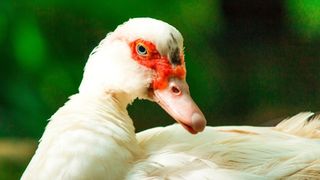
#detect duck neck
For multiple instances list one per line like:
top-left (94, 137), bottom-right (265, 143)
top-left (51, 91), bottom-right (141, 156)
top-left (33, 92), bottom-right (142, 179)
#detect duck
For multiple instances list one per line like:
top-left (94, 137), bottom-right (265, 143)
top-left (22, 18), bottom-right (320, 180)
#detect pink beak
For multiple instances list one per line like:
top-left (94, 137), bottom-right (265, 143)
top-left (153, 78), bottom-right (207, 134)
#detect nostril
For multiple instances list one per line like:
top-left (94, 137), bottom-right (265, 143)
top-left (171, 86), bottom-right (181, 95)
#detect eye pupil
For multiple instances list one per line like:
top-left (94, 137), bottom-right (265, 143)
top-left (137, 44), bottom-right (147, 55)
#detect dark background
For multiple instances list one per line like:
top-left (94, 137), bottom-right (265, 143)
top-left (1, 0), bottom-right (320, 178)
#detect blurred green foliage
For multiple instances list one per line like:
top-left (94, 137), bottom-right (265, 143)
top-left (13, 18), bottom-right (47, 71)
top-left (1, 0), bottom-right (320, 179)
top-left (287, 0), bottom-right (320, 39)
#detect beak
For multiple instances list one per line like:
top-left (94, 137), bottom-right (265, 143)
top-left (152, 78), bottom-right (207, 134)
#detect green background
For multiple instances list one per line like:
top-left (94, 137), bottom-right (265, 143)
top-left (1, 0), bottom-right (320, 178)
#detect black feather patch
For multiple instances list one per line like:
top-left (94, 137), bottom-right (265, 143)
top-left (170, 47), bottom-right (181, 65)
top-left (168, 33), bottom-right (181, 65)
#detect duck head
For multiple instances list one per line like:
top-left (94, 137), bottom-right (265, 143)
top-left (79, 18), bottom-right (206, 134)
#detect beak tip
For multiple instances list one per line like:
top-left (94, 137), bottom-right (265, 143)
top-left (191, 113), bottom-right (207, 132)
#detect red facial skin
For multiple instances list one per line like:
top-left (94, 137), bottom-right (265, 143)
top-left (129, 39), bottom-right (186, 90)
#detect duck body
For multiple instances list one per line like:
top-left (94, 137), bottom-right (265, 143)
top-left (22, 93), bottom-right (320, 179)
top-left (22, 18), bottom-right (320, 179)
top-left (132, 112), bottom-right (320, 179)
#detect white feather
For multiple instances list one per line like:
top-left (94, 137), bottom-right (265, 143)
top-left (22, 18), bottom-right (320, 179)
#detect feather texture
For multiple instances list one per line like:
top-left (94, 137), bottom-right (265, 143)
top-left (22, 18), bottom-right (320, 179)
top-left (131, 112), bottom-right (320, 179)
top-left (23, 95), bottom-right (320, 179)
top-left (22, 94), bottom-right (141, 180)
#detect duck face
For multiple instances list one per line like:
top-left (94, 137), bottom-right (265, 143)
top-left (129, 36), bottom-right (206, 134)
top-left (80, 18), bottom-right (207, 134)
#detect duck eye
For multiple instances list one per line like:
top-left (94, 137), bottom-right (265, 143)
top-left (136, 44), bottom-right (148, 56)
